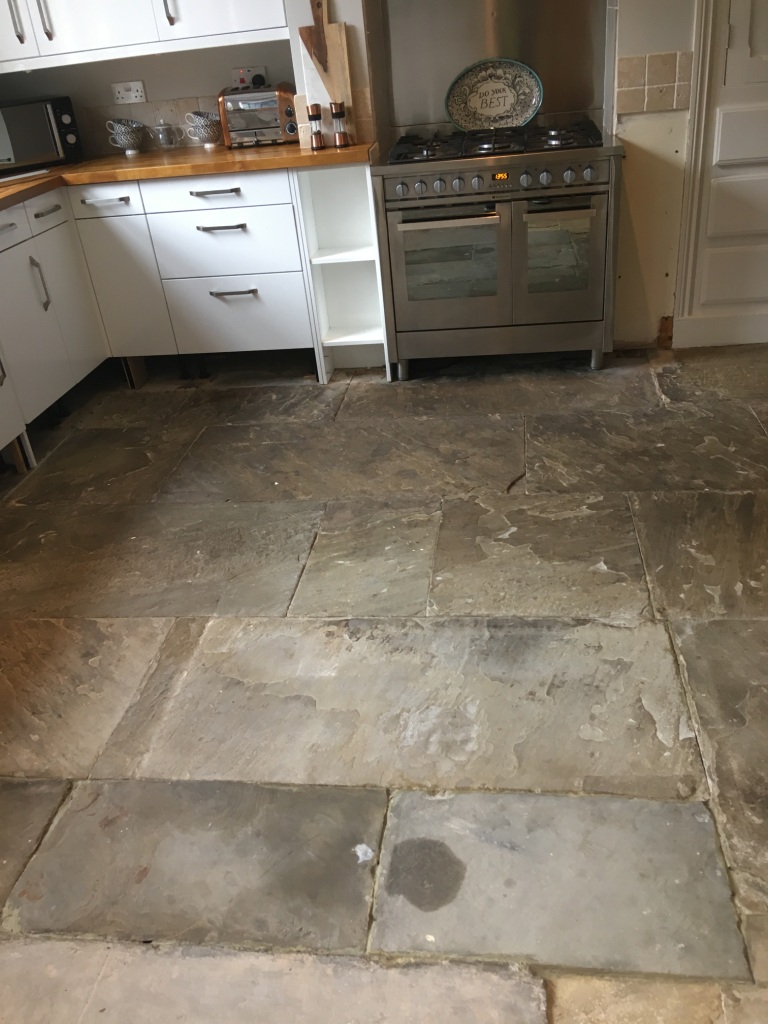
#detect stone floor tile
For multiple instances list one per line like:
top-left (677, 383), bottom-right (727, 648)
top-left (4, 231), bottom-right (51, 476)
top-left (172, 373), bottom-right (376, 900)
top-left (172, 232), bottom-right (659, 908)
top-left (0, 780), bottom-right (68, 904)
top-left (76, 946), bottom-right (547, 1023)
top-left (749, 401), bottom-right (768, 437)
top-left (652, 346), bottom-right (768, 403)
top-left (92, 618), bottom-right (704, 799)
top-left (428, 494), bottom-right (650, 622)
top-left (156, 417), bottom-right (524, 503)
top-left (3, 780), bottom-right (386, 951)
top-left (672, 620), bottom-right (768, 912)
top-left (548, 975), bottom-right (723, 1024)
top-left (632, 493), bottom-right (768, 619)
top-left (0, 502), bottom-right (323, 618)
top-left (6, 428), bottom-right (198, 507)
top-left (0, 618), bottom-right (172, 778)
top-left (370, 792), bottom-right (749, 978)
top-left (526, 406), bottom-right (768, 493)
top-left (289, 499), bottom-right (441, 617)
top-left (0, 940), bottom-right (109, 1024)
top-left (722, 987), bottom-right (768, 1023)
top-left (743, 916), bottom-right (768, 983)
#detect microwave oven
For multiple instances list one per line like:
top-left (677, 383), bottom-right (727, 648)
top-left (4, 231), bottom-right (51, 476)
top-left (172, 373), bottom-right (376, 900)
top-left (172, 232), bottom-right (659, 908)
top-left (0, 97), bottom-right (82, 178)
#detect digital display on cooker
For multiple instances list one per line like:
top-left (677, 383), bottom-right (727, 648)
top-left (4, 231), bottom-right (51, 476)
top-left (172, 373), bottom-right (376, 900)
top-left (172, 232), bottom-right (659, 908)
top-left (492, 172), bottom-right (509, 181)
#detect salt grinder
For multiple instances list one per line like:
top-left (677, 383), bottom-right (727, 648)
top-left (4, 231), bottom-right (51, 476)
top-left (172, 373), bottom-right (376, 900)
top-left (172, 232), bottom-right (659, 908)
top-left (308, 103), bottom-right (325, 151)
top-left (330, 101), bottom-right (350, 148)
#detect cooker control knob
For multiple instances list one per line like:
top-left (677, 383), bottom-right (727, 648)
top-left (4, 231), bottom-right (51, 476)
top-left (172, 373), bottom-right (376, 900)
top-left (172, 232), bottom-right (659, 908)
top-left (414, 180), bottom-right (428, 196)
top-left (520, 171), bottom-right (533, 188)
top-left (453, 176), bottom-right (466, 193)
top-left (471, 175), bottom-right (485, 191)
top-left (539, 169), bottom-right (553, 186)
top-left (395, 182), bottom-right (410, 198)
top-left (433, 178), bottom-right (447, 194)
top-left (583, 164), bottom-right (597, 182)
top-left (563, 167), bottom-right (577, 184)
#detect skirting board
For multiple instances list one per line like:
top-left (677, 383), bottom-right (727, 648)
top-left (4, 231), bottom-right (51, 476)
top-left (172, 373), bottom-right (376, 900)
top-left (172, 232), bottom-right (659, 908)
top-left (674, 314), bottom-right (768, 348)
top-left (327, 343), bottom-right (385, 369)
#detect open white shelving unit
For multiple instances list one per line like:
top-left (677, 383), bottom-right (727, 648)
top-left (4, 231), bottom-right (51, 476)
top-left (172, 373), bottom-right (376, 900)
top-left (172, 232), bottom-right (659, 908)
top-left (295, 165), bottom-right (390, 383)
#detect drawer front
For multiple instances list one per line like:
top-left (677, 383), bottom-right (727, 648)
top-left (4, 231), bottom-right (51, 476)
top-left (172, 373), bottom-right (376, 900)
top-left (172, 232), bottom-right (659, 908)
top-left (0, 205), bottom-right (31, 252)
top-left (25, 188), bottom-right (70, 235)
top-left (148, 206), bottom-right (301, 279)
top-left (69, 183), bottom-right (144, 218)
top-left (163, 273), bottom-right (313, 354)
top-left (140, 171), bottom-right (291, 213)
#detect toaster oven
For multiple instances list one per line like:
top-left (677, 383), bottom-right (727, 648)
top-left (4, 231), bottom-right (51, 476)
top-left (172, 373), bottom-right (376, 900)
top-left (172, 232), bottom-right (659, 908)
top-left (218, 84), bottom-right (299, 147)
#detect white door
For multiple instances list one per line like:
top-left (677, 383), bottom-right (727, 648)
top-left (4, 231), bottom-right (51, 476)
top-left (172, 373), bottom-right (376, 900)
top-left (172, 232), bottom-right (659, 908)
top-left (36, 221), bottom-right (108, 385)
top-left (0, 0), bottom-right (39, 61)
top-left (28, 0), bottom-right (159, 56)
top-left (152, 0), bottom-right (285, 40)
top-left (0, 339), bottom-right (25, 451)
top-left (0, 237), bottom-right (71, 422)
top-left (677, 0), bottom-right (768, 346)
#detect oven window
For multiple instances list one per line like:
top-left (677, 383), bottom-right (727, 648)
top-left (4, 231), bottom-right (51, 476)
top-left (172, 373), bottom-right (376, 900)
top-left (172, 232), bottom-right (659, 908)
top-left (401, 219), bottom-right (499, 302)
top-left (524, 207), bottom-right (593, 294)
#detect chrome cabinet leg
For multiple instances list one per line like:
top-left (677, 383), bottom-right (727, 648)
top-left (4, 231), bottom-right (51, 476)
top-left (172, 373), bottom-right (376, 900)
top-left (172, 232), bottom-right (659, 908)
top-left (591, 349), bottom-right (604, 371)
top-left (397, 359), bottom-right (410, 381)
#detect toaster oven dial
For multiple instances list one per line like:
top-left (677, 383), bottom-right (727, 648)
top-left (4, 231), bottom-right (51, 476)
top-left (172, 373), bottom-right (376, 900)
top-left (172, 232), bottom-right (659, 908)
top-left (520, 171), bottom-right (533, 188)
top-left (61, 113), bottom-right (72, 125)
top-left (452, 177), bottom-right (466, 193)
top-left (414, 180), bottom-right (428, 196)
top-left (471, 175), bottom-right (485, 191)
top-left (66, 134), bottom-right (77, 145)
top-left (395, 182), bottom-right (409, 198)
top-left (285, 106), bottom-right (295, 117)
top-left (285, 122), bottom-right (298, 135)
top-left (433, 178), bottom-right (447, 194)
top-left (539, 169), bottom-right (553, 186)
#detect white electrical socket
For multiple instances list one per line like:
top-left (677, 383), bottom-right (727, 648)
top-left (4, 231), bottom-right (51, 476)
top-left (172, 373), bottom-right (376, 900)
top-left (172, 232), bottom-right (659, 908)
top-left (111, 80), bottom-right (146, 105)
top-left (231, 66), bottom-right (267, 88)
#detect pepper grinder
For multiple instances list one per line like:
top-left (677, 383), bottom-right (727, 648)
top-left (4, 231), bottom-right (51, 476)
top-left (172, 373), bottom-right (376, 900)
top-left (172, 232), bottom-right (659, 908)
top-left (308, 103), bottom-right (325, 151)
top-left (330, 101), bottom-right (350, 148)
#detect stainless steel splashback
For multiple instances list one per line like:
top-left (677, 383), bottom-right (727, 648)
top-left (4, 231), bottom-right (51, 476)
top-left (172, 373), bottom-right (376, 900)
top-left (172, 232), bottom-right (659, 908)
top-left (385, 0), bottom-right (608, 130)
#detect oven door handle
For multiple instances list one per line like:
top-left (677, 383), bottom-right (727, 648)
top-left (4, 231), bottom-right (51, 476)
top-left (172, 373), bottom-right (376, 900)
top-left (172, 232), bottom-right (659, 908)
top-left (522, 208), bottom-right (597, 223)
top-left (397, 214), bottom-right (501, 232)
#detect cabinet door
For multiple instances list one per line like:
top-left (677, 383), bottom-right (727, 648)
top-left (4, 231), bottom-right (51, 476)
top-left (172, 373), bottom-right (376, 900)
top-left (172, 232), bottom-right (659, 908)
top-left (76, 216), bottom-right (177, 357)
top-left (0, 0), bottom-right (39, 61)
top-left (0, 340), bottom-right (25, 451)
top-left (28, 0), bottom-right (160, 56)
top-left (152, 0), bottom-right (285, 40)
top-left (0, 238), bottom-right (71, 423)
top-left (36, 220), bottom-right (108, 385)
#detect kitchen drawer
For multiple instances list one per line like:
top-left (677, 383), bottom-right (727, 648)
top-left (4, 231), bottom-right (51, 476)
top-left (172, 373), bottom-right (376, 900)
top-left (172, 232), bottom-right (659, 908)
top-left (69, 182), bottom-right (144, 218)
top-left (163, 273), bottom-right (313, 354)
top-left (148, 206), bottom-right (301, 279)
top-left (25, 188), bottom-right (70, 234)
top-left (0, 205), bottom-right (31, 252)
top-left (140, 171), bottom-right (291, 213)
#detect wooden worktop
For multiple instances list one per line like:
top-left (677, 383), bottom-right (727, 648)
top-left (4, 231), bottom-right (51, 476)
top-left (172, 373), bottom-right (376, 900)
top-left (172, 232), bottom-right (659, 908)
top-left (0, 142), bottom-right (377, 211)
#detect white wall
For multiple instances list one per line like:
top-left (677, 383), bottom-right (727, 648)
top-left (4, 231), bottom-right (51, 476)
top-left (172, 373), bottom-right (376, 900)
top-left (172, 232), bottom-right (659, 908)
top-left (618, 0), bottom-right (695, 55)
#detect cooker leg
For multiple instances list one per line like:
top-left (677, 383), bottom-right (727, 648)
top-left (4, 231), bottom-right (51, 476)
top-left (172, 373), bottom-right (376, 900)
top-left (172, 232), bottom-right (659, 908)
top-left (590, 348), bottom-right (604, 371)
top-left (397, 359), bottom-right (411, 381)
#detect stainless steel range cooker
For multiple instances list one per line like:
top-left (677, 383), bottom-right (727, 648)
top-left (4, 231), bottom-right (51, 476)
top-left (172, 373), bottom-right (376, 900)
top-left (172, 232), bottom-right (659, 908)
top-left (371, 118), bottom-right (623, 379)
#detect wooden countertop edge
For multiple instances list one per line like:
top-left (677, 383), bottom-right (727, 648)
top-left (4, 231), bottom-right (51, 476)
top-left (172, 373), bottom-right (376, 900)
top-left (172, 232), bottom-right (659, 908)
top-left (0, 142), bottom-right (377, 211)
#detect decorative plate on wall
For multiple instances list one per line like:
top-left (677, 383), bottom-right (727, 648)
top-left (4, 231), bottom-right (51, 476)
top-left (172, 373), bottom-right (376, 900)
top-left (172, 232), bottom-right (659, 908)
top-left (446, 59), bottom-right (543, 130)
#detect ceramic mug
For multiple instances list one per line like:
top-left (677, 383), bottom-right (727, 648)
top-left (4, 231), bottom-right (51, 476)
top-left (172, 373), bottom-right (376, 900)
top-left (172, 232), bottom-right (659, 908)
top-left (106, 118), bottom-right (145, 150)
top-left (184, 111), bottom-right (222, 148)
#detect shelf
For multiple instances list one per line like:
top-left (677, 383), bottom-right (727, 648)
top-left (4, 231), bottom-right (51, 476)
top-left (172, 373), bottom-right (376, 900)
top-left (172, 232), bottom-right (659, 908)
top-left (310, 246), bottom-right (377, 265)
top-left (321, 326), bottom-right (385, 347)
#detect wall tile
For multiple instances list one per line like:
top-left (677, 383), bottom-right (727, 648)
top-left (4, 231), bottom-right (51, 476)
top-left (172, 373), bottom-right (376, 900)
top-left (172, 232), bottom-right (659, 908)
top-left (647, 51), bottom-right (678, 86)
top-left (617, 55), bottom-right (646, 88)
top-left (675, 81), bottom-right (692, 110)
top-left (616, 87), bottom-right (646, 115)
top-left (677, 50), bottom-right (694, 84)
top-left (645, 84), bottom-right (676, 112)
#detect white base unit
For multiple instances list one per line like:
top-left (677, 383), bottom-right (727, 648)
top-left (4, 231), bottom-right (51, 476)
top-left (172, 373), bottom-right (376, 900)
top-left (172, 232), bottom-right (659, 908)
top-left (163, 273), bottom-right (313, 354)
top-left (0, 342), bottom-right (25, 451)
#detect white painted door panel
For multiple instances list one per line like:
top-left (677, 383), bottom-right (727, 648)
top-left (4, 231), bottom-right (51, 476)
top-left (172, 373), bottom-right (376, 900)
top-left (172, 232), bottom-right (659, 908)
top-left (0, 0), bottom-right (39, 61)
top-left (708, 174), bottom-right (768, 236)
top-left (140, 171), bottom-right (290, 212)
top-left (0, 339), bottom-right (25, 451)
top-left (28, 0), bottom-right (160, 56)
top-left (163, 273), bottom-right (312, 353)
top-left (152, 0), bottom-right (285, 41)
top-left (148, 206), bottom-right (301, 279)
top-left (726, 0), bottom-right (768, 85)
top-left (76, 216), bottom-right (177, 357)
top-left (701, 246), bottom-right (768, 303)
top-left (715, 105), bottom-right (768, 165)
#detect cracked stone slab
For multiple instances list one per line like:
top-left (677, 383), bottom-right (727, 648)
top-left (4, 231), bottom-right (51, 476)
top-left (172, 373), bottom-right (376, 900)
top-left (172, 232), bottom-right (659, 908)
top-left (632, 492), bottom-right (768, 619)
top-left (672, 620), bottom-right (768, 912)
top-left (652, 346), bottom-right (768, 403)
top-left (743, 916), bottom-right (768, 982)
top-left (3, 780), bottom-right (386, 951)
top-left (0, 940), bottom-right (109, 1024)
top-left (722, 987), bottom-right (768, 1023)
top-left (289, 499), bottom-right (441, 617)
top-left (549, 975), bottom-right (724, 1024)
top-left (0, 780), bottom-right (68, 904)
top-left (156, 417), bottom-right (525, 503)
top-left (0, 618), bottom-right (172, 778)
top-left (428, 494), bottom-right (650, 622)
top-left (526, 406), bottom-right (768, 493)
top-left (0, 502), bottom-right (323, 618)
top-left (370, 791), bottom-right (750, 978)
top-left (93, 618), bottom-right (704, 800)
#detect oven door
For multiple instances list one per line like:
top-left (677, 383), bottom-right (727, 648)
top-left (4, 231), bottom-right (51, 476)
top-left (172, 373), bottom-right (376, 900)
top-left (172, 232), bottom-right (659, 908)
top-left (512, 192), bottom-right (608, 325)
top-left (387, 202), bottom-right (513, 332)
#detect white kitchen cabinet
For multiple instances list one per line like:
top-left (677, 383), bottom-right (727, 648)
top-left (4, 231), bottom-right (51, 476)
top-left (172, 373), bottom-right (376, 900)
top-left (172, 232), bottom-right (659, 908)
top-left (24, 187), bottom-right (69, 234)
top-left (0, 204), bottom-right (32, 252)
top-left (151, 0), bottom-right (285, 41)
top-left (0, 0), bottom-right (39, 61)
top-left (27, 0), bottom-right (160, 56)
top-left (69, 182), bottom-right (144, 218)
top-left (140, 171), bottom-right (290, 213)
top-left (0, 339), bottom-right (25, 453)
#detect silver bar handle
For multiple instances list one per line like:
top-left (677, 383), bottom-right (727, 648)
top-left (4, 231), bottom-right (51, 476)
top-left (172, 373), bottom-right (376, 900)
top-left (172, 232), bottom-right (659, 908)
top-left (209, 288), bottom-right (259, 298)
top-left (29, 256), bottom-right (52, 311)
top-left (0, 222), bottom-right (18, 233)
top-left (7, 0), bottom-right (24, 42)
top-left (0, 356), bottom-right (6, 387)
top-left (189, 187), bottom-right (242, 197)
top-left (397, 214), bottom-right (501, 232)
top-left (33, 203), bottom-right (62, 220)
top-left (34, 0), bottom-right (53, 39)
top-left (523, 208), bottom-right (597, 223)
top-left (196, 223), bottom-right (247, 233)
top-left (162, 0), bottom-right (175, 25)
top-left (80, 196), bottom-right (131, 206)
